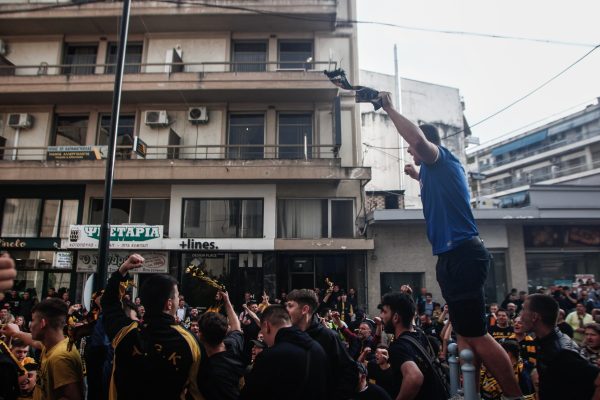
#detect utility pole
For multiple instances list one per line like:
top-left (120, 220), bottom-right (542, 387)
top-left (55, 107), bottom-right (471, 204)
top-left (394, 44), bottom-right (405, 191)
top-left (95, 0), bottom-right (131, 291)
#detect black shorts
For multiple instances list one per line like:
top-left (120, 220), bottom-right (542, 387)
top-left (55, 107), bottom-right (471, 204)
top-left (436, 237), bottom-right (490, 337)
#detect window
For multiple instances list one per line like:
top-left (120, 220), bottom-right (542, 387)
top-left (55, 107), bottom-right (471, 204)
top-left (105, 42), bottom-right (143, 74)
top-left (278, 113), bottom-right (312, 159)
top-left (1, 199), bottom-right (41, 237)
top-left (53, 115), bottom-right (88, 146)
top-left (1, 198), bottom-right (79, 238)
top-left (232, 42), bottom-right (267, 72)
top-left (90, 199), bottom-right (170, 232)
top-left (278, 41), bottom-right (313, 69)
top-left (228, 114), bottom-right (264, 160)
top-left (97, 114), bottom-right (135, 159)
top-left (182, 199), bottom-right (263, 238)
top-left (485, 251), bottom-right (508, 304)
top-left (277, 199), bottom-right (354, 239)
top-left (62, 44), bottom-right (98, 75)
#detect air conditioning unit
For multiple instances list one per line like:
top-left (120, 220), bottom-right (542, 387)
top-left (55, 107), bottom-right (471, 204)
top-left (144, 110), bottom-right (169, 127)
top-left (7, 113), bottom-right (33, 129)
top-left (188, 107), bottom-right (208, 124)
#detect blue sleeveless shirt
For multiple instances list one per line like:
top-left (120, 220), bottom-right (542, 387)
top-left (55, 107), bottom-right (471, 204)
top-left (419, 146), bottom-right (478, 255)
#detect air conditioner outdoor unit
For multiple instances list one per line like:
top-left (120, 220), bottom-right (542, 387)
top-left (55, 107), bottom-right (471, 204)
top-left (144, 110), bottom-right (169, 127)
top-left (188, 107), bottom-right (208, 124)
top-left (7, 113), bottom-right (33, 129)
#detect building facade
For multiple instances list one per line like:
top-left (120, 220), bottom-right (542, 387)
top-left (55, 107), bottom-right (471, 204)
top-left (366, 185), bottom-right (600, 316)
top-left (467, 99), bottom-right (600, 208)
top-left (0, 0), bottom-right (372, 309)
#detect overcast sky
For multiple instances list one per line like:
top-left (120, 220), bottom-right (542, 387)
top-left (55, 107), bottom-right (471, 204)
top-left (357, 0), bottom-right (600, 149)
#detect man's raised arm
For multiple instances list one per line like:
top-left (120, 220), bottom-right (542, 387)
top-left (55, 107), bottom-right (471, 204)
top-left (378, 92), bottom-right (439, 165)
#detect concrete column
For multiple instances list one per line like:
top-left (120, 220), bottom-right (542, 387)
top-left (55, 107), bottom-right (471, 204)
top-left (265, 108), bottom-right (277, 158)
top-left (507, 224), bottom-right (528, 293)
top-left (95, 39), bottom-right (108, 75)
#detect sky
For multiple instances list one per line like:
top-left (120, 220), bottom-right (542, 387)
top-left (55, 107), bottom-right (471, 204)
top-left (356, 0), bottom-right (600, 150)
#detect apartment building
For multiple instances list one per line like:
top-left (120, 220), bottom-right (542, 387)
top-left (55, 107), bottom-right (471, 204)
top-left (0, 0), bottom-right (372, 309)
top-left (467, 99), bottom-right (600, 208)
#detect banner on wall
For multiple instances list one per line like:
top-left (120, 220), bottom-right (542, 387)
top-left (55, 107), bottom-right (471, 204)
top-left (76, 251), bottom-right (169, 274)
top-left (65, 225), bottom-right (163, 249)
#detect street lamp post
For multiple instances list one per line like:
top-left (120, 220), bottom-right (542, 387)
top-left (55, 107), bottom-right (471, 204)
top-left (94, 0), bottom-right (132, 292)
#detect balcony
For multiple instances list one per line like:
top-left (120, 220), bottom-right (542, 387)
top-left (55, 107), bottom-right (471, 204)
top-left (478, 158), bottom-right (600, 197)
top-left (0, 61), bottom-right (338, 105)
top-left (0, 143), bottom-right (371, 183)
top-left (0, 1), bottom-right (339, 35)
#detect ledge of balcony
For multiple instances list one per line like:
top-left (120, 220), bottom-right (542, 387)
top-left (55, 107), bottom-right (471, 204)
top-left (0, 69), bottom-right (338, 105)
top-left (0, 158), bottom-right (371, 184)
top-left (0, 1), bottom-right (338, 35)
top-left (274, 238), bottom-right (374, 251)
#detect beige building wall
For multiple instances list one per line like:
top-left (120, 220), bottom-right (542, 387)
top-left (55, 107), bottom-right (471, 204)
top-left (144, 35), bottom-right (229, 73)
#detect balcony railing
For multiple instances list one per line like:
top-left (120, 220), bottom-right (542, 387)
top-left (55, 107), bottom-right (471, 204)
top-left (0, 60), bottom-right (336, 77)
top-left (480, 129), bottom-right (600, 171)
top-left (0, 143), bottom-right (339, 162)
top-left (478, 159), bottom-right (600, 196)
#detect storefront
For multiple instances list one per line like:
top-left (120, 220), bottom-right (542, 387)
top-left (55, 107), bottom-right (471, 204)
top-left (0, 185), bottom-right (85, 301)
top-left (525, 225), bottom-right (600, 290)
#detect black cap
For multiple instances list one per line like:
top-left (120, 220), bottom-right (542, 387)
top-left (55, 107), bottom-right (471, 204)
top-left (250, 339), bottom-right (266, 349)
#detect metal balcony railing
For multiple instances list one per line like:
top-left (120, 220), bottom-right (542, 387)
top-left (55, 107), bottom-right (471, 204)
top-left (0, 60), bottom-right (336, 77)
top-left (479, 129), bottom-right (600, 171)
top-left (478, 159), bottom-right (600, 195)
top-left (0, 143), bottom-right (339, 162)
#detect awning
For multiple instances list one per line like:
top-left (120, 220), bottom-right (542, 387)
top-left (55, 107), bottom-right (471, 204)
top-left (491, 130), bottom-right (547, 157)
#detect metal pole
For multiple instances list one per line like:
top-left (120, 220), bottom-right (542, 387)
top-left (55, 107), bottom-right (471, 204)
top-left (394, 44), bottom-right (405, 191)
top-left (448, 342), bottom-right (460, 396)
top-left (460, 348), bottom-right (478, 400)
top-left (95, 0), bottom-right (131, 292)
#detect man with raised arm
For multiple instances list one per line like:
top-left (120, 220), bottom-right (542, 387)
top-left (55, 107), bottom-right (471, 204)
top-left (101, 253), bottom-right (203, 400)
top-left (377, 92), bottom-right (522, 398)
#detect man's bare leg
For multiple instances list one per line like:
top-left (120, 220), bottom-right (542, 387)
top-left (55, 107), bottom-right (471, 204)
top-left (458, 333), bottom-right (522, 397)
top-left (456, 335), bottom-right (481, 392)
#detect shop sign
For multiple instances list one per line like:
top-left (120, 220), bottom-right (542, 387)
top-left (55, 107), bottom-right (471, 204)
top-left (162, 238), bottom-right (274, 251)
top-left (524, 225), bottom-right (600, 248)
top-left (76, 251), bottom-right (169, 273)
top-left (0, 237), bottom-right (61, 250)
top-left (575, 274), bottom-right (595, 285)
top-left (65, 225), bottom-right (163, 249)
top-left (52, 252), bottom-right (73, 269)
top-left (47, 146), bottom-right (108, 160)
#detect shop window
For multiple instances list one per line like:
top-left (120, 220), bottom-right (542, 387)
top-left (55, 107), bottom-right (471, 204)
top-left (105, 42), bottom-right (143, 74)
top-left (96, 114), bottom-right (136, 159)
top-left (52, 115), bottom-right (88, 146)
top-left (232, 41), bottom-right (267, 72)
top-left (526, 252), bottom-right (600, 292)
top-left (278, 41), bottom-right (313, 69)
top-left (228, 114), bottom-right (264, 160)
top-left (278, 113), bottom-right (312, 159)
top-left (62, 44), bottom-right (98, 75)
top-left (1, 198), bottom-right (42, 237)
top-left (182, 199), bottom-right (263, 238)
top-left (90, 198), bottom-right (170, 232)
top-left (380, 272), bottom-right (424, 297)
top-left (40, 199), bottom-right (79, 237)
top-left (485, 252), bottom-right (509, 304)
top-left (277, 198), bottom-right (354, 239)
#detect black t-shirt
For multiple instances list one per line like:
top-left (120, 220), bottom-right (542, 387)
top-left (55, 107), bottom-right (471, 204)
top-left (198, 330), bottom-right (246, 400)
top-left (367, 361), bottom-right (398, 399)
top-left (354, 383), bottom-right (393, 400)
top-left (388, 331), bottom-right (444, 400)
top-left (539, 348), bottom-right (599, 400)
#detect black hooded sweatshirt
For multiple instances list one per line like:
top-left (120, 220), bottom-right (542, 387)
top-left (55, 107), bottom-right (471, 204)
top-left (240, 325), bottom-right (328, 400)
top-left (306, 314), bottom-right (359, 399)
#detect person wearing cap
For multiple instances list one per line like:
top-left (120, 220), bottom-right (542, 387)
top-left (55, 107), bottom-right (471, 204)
top-left (245, 338), bottom-right (266, 376)
top-left (196, 291), bottom-right (246, 400)
top-left (332, 311), bottom-right (378, 361)
top-left (354, 361), bottom-right (392, 400)
top-left (377, 92), bottom-right (522, 399)
top-left (581, 323), bottom-right (600, 367)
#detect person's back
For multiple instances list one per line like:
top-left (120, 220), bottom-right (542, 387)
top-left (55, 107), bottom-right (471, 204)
top-left (240, 305), bottom-right (328, 400)
top-left (243, 325), bottom-right (327, 400)
top-left (102, 254), bottom-right (202, 400)
top-left (36, 337), bottom-right (83, 400)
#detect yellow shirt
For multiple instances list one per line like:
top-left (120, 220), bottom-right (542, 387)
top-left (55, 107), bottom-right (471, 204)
top-left (34, 338), bottom-right (84, 400)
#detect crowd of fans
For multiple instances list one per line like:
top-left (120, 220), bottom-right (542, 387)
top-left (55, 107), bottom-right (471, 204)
top-left (2, 254), bottom-right (600, 400)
